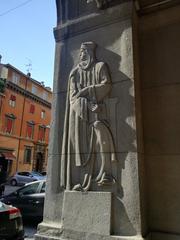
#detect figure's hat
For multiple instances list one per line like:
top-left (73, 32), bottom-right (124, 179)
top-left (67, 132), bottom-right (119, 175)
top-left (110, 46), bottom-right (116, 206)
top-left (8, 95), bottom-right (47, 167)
top-left (81, 42), bottom-right (96, 51)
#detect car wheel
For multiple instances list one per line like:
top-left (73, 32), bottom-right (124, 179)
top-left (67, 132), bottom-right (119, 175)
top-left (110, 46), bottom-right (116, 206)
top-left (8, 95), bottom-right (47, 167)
top-left (11, 179), bottom-right (17, 186)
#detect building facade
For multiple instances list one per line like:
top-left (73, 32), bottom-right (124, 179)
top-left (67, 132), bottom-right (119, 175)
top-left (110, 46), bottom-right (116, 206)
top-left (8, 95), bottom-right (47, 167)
top-left (0, 63), bottom-right (52, 177)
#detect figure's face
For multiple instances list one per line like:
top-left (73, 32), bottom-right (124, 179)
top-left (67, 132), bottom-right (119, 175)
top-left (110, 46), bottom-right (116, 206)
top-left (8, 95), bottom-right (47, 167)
top-left (80, 48), bottom-right (88, 61)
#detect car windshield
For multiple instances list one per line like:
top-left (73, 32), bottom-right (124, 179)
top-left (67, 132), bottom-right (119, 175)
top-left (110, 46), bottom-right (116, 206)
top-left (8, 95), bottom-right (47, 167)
top-left (18, 182), bottom-right (40, 195)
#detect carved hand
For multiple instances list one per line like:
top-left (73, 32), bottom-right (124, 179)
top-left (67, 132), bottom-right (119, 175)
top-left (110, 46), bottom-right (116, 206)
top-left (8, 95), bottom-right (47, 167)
top-left (88, 103), bottom-right (101, 113)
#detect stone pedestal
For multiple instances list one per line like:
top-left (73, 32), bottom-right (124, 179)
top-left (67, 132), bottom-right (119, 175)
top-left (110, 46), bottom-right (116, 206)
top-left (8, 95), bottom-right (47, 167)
top-left (35, 1), bottom-right (145, 240)
top-left (62, 191), bottom-right (111, 236)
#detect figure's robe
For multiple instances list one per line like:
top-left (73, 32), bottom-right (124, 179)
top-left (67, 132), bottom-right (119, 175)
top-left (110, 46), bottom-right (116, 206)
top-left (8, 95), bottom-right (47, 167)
top-left (61, 61), bottom-right (116, 190)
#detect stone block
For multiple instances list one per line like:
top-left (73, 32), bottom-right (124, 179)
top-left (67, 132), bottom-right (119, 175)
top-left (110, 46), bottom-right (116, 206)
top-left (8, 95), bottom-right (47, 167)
top-left (62, 191), bottom-right (112, 236)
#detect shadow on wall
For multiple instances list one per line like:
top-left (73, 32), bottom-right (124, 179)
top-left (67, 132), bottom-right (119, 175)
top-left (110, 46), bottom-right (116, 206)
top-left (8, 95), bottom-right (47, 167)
top-left (99, 47), bottom-right (136, 235)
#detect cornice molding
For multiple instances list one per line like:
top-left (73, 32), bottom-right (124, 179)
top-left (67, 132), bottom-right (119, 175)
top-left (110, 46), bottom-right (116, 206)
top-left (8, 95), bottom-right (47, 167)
top-left (54, 1), bottom-right (133, 42)
top-left (0, 132), bottom-right (48, 146)
top-left (6, 81), bottom-right (51, 109)
top-left (6, 64), bottom-right (52, 93)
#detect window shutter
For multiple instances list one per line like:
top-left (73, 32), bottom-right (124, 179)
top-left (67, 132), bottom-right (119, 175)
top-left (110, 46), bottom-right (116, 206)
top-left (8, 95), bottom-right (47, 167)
top-left (27, 124), bottom-right (32, 138)
top-left (38, 127), bottom-right (45, 141)
top-left (6, 118), bottom-right (13, 133)
top-left (38, 127), bottom-right (43, 141)
top-left (10, 95), bottom-right (16, 101)
top-left (30, 104), bottom-right (35, 113)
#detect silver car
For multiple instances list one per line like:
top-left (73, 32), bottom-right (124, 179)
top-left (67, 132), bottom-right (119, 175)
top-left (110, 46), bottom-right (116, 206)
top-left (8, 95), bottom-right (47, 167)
top-left (9, 171), bottom-right (45, 186)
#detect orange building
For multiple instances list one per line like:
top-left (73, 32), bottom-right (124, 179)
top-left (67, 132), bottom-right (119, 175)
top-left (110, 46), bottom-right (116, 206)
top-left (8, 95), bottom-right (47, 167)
top-left (0, 63), bottom-right (52, 176)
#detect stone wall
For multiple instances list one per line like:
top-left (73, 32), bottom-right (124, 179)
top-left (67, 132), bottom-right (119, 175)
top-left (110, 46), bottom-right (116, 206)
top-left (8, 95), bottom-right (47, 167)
top-left (139, 4), bottom-right (180, 237)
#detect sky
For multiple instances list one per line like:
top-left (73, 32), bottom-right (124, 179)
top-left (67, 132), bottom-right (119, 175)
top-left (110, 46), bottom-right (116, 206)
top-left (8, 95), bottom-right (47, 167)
top-left (0, 0), bottom-right (56, 89)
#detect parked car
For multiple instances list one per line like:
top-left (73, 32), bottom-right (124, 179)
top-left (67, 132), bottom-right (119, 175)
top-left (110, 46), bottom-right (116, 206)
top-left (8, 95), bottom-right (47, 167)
top-left (40, 171), bottom-right (47, 176)
top-left (1, 180), bottom-right (46, 220)
top-left (9, 171), bottom-right (45, 186)
top-left (0, 201), bottom-right (24, 240)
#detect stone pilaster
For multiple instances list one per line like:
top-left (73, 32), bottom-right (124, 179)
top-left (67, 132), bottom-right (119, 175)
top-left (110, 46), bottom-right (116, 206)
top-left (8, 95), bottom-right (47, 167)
top-left (35, 1), bottom-right (145, 239)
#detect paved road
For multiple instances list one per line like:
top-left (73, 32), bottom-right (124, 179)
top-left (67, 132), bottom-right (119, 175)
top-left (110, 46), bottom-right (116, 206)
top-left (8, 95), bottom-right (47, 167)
top-left (4, 184), bottom-right (19, 195)
top-left (24, 220), bottom-right (38, 240)
top-left (3, 184), bottom-right (38, 239)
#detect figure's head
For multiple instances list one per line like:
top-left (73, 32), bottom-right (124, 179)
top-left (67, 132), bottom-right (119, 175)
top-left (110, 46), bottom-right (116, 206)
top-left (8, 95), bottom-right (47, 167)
top-left (79, 42), bottom-right (96, 69)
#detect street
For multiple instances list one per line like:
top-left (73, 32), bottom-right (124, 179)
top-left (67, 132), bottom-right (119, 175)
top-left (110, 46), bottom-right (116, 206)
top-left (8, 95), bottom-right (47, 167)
top-left (4, 184), bottom-right (38, 240)
top-left (24, 220), bottom-right (37, 240)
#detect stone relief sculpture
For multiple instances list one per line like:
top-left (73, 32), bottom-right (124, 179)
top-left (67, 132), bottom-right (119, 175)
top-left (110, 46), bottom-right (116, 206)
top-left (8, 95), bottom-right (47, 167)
top-left (86, 0), bottom-right (113, 9)
top-left (61, 42), bottom-right (116, 191)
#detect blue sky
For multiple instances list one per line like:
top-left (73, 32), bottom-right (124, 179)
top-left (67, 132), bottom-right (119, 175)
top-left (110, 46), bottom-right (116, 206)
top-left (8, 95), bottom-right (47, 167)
top-left (0, 0), bottom-right (56, 89)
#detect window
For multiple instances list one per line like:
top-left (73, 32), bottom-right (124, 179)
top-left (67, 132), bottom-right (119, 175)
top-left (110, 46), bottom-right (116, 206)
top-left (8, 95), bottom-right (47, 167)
top-left (41, 110), bottom-right (45, 119)
top-left (0, 66), bottom-right (8, 79)
top-left (17, 172), bottom-right (31, 176)
top-left (42, 91), bottom-right (48, 101)
top-left (38, 126), bottom-right (46, 142)
top-left (9, 100), bottom-right (15, 107)
top-left (18, 182), bottom-right (40, 195)
top-left (9, 95), bottom-right (16, 107)
top-left (0, 78), bottom-right (6, 93)
top-left (24, 147), bottom-right (32, 164)
top-left (32, 85), bottom-right (38, 95)
top-left (5, 114), bottom-right (16, 134)
top-left (40, 182), bottom-right (46, 193)
top-left (29, 104), bottom-right (35, 114)
top-left (12, 72), bottom-right (20, 85)
top-left (26, 121), bottom-right (34, 139)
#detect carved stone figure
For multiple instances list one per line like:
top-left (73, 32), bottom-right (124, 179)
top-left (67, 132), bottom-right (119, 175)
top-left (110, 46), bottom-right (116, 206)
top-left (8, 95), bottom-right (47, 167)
top-left (86, 0), bottom-right (112, 9)
top-left (61, 42), bottom-right (116, 191)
